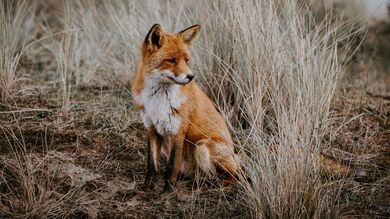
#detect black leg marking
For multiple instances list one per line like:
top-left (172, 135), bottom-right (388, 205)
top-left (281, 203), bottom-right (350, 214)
top-left (144, 138), bottom-right (156, 190)
top-left (163, 145), bottom-right (176, 192)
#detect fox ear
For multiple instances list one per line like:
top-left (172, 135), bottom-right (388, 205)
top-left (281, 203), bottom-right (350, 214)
top-left (144, 24), bottom-right (164, 51)
top-left (178, 24), bottom-right (201, 47)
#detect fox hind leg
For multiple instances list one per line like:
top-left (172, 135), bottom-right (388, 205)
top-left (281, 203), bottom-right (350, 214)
top-left (194, 139), bottom-right (239, 186)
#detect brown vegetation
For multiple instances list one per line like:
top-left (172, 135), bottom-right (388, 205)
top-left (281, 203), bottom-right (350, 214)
top-left (0, 0), bottom-right (389, 218)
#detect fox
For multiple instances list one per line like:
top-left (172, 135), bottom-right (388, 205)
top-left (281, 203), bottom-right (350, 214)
top-left (132, 24), bottom-right (240, 191)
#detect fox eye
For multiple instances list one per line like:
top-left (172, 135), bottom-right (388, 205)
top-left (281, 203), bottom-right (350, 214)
top-left (166, 58), bottom-right (176, 64)
top-left (185, 58), bottom-right (190, 64)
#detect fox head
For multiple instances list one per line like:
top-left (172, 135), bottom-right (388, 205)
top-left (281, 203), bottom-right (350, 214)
top-left (140, 24), bottom-right (201, 85)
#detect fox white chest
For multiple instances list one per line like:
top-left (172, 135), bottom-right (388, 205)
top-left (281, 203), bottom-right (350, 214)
top-left (136, 77), bottom-right (186, 136)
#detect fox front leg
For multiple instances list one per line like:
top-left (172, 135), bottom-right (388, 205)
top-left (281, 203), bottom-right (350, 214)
top-left (163, 136), bottom-right (184, 192)
top-left (144, 138), bottom-right (155, 189)
top-left (144, 130), bottom-right (162, 190)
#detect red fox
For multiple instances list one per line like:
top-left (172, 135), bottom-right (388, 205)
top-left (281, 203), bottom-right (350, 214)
top-left (132, 24), bottom-right (240, 191)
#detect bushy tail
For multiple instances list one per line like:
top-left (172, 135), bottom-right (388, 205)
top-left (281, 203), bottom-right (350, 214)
top-left (193, 143), bottom-right (215, 178)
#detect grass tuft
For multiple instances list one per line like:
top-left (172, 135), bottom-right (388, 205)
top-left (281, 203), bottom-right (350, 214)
top-left (0, 0), bottom-right (34, 102)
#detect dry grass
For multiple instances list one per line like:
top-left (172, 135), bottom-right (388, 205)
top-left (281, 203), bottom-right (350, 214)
top-left (0, 123), bottom-right (90, 218)
top-left (0, 0), bottom-right (34, 102)
top-left (0, 0), bottom-right (389, 218)
top-left (193, 1), bottom-right (358, 218)
top-left (41, 1), bottom-right (80, 115)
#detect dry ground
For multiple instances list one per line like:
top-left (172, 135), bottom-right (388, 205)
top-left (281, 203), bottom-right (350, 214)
top-left (0, 52), bottom-right (248, 218)
top-left (0, 88), bottom-right (248, 218)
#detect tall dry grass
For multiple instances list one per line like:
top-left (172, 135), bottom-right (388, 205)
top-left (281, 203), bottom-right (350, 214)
top-left (41, 1), bottom-right (81, 114)
top-left (46, 0), bottom-right (206, 89)
top-left (0, 0), bottom-right (34, 102)
top-left (1, 0), bottom-right (359, 217)
top-left (193, 1), bottom-right (357, 217)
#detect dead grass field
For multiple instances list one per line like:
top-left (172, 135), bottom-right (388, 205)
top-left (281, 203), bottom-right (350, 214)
top-left (0, 0), bottom-right (389, 218)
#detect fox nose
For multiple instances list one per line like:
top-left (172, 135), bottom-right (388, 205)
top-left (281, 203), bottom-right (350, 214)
top-left (186, 74), bottom-right (194, 82)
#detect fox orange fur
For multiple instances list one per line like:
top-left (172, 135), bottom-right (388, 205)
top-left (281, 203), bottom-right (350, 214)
top-left (132, 24), bottom-right (239, 191)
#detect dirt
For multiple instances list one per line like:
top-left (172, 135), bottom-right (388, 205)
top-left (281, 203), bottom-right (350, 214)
top-left (1, 71), bottom-right (388, 218)
top-left (327, 24), bottom-right (390, 217)
top-left (0, 88), bottom-right (248, 218)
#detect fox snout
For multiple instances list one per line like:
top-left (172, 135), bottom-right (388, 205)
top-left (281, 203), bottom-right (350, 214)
top-left (186, 74), bottom-right (194, 81)
top-left (167, 72), bottom-right (194, 85)
top-left (151, 69), bottom-right (194, 85)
